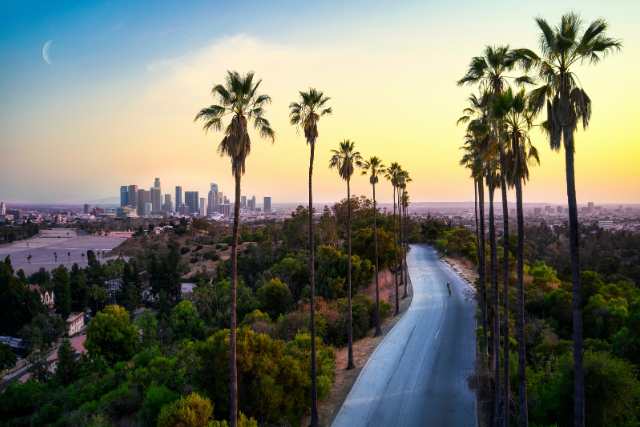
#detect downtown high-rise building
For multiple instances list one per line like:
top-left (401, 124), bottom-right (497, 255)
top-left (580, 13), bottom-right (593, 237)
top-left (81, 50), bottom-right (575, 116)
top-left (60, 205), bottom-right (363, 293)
top-left (0, 202), bottom-right (5, 215)
top-left (175, 186), bottom-right (183, 211)
top-left (185, 191), bottom-right (199, 214)
top-left (138, 189), bottom-right (150, 217)
top-left (241, 196), bottom-right (247, 208)
top-left (252, 195), bottom-right (256, 211)
top-left (247, 198), bottom-right (254, 210)
top-left (163, 194), bottom-right (172, 212)
top-left (264, 197), bottom-right (271, 212)
top-left (128, 185), bottom-right (138, 208)
top-left (208, 183), bottom-right (218, 215)
top-left (84, 204), bottom-right (91, 214)
top-left (588, 201), bottom-right (595, 214)
top-left (151, 188), bottom-right (162, 212)
top-left (120, 186), bottom-right (129, 207)
top-left (200, 197), bottom-right (206, 217)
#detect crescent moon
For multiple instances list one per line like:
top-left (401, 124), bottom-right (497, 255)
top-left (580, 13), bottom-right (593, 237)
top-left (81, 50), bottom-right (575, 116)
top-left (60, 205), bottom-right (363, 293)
top-left (43, 40), bottom-right (53, 65)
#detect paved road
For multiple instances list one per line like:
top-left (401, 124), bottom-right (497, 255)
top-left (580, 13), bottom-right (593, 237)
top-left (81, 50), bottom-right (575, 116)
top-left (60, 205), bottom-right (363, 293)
top-left (332, 245), bottom-right (477, 427)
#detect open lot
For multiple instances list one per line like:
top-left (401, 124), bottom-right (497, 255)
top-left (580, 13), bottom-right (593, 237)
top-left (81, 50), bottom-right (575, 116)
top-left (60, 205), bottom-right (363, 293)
top-left (0, 229), bottom-right (126, 275)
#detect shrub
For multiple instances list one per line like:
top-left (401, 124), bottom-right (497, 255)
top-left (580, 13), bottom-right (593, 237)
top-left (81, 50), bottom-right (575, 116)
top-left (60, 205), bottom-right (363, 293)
top-left (215, 244), bottom-right (222, 250)
top-left (190, 257), bottom-right (198, 264)
top-left (221, 246), bottom-right (229, 252)
top-left (85, 305), bottom-right (138, 364)
top-left (139, 385), bottom-right (179, 427)
top-left (181, 246), bottom-right (190, 255)
top-left (157, 392), bottom-right (213, 427)
top-left (203, 251), bottom-right (218, 260)
top-left (257, 278), bottom-right (294, 320)
top-left (195, 244), bottom-right (204, 252)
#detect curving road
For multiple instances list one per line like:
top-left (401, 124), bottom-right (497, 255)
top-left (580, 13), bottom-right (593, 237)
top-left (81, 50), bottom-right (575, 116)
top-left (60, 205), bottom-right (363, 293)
top-left (332, 244), bottom-right (477, 427)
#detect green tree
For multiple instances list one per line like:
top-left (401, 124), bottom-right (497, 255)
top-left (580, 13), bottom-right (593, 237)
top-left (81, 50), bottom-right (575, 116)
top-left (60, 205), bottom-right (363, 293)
top-left (289, 87), bottom-right (331, 427)
top-left (139, 385), bottom-right (179, 427)
top-left (85, 305), bottom-right (138, 364)
top-left (330, 139), bottom-right (362, 370)
top-left (257, 278), bottom-right (293, 320)
top-left (139, 308), bottom-right (159, 349)
top-left (171, 300), bottom-right (206, 342)
top-left (526, 14), bottom-right (622, 425)
top-left (157, 392), bottom-right (214, 427)
top-left (69, 263), bottom-right (88, 311)
top-left (384, 162), bottom-right (402, 317)
top-left (357, 156), bottom-right (385, 337)
top-left (195, 70), bottom-right (275, 427)
top-left (52, 265), bottom-right (72, 321)
top-left (0, 342), bottom-right (17, 371)
top-left (55, 338), bottom-right (78, 386)
top-left (121, 281), bottom-right (140, 320)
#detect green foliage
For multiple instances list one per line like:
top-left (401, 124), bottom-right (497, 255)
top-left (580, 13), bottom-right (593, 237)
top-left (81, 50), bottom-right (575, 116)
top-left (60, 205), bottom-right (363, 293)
top-left (139, 384), bottom-right (179, 427)
top-left (171, 300), bottom-right (206, 342)
top-left (85, 305), bottom-right (138, 364)
top-left (0, 256), bottom-right (46, 335)
top-left (157, 392), bottom-right (213, 427)
top-left (55, 338), bottom-right (79, 386)
top-left (140, 309), bottom-right (159, 349)
top-left (530, 351), bottom-right (640, 427)
top-left (0, 342), bottom-right (17, 371)
top-left (435, 227), bottom-right (477, 262)
top-left (52, 265), bottom-right (72, 320)
top-left (257, 278), bottom-right (293, 320)
top-left (314, 245), bottom-right (375, 299)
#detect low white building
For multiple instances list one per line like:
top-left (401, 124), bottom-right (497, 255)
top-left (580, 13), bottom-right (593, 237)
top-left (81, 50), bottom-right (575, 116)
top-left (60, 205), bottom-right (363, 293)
top-left (66, 312), bottom-right (85, 336)
top-left (27, 285), bottom-right (55, 309)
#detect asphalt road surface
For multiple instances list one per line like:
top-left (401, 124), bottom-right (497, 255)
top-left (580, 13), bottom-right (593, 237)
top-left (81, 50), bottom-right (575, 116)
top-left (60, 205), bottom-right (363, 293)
top-left (332, 244), bottom-right (477, 427)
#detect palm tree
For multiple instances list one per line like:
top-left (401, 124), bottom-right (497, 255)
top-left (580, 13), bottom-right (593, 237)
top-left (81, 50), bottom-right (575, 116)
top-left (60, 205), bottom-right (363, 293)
top-left (81, 253), bottom-right (85, 263)
top-left (329, 139), bottom-right (362, 370)
top-left (384, 162), bottom-right (402, 315)
top-left (491, 87), bottom-right (540, 427)
top-left (27, 254), bottom-right (31, 265)
top-left (68, 252), bottom-right (70, 263)
top-left (289, 88), bottom-right (331, 427)
top-left (525, 14), bottom-right (621, 426)
top-left (397, 170), bottom-right (412, 299)
top-left (358, 156), bottom-right (386, 336)
top-left (195, 70), bottom-right (275, 427)
top-left (54, 252), bottom-right (57, 263)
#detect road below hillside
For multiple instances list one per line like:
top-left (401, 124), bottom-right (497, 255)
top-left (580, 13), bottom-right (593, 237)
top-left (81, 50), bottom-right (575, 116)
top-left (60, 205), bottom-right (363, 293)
top-left (331, 244), bottom-right (477, 427)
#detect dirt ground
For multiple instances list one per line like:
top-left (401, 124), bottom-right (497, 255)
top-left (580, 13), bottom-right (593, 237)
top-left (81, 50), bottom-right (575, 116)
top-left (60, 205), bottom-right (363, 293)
top-left (301, 269), bottom-right (414, 427)
top-left (442, 254), bottom-right (479, 287)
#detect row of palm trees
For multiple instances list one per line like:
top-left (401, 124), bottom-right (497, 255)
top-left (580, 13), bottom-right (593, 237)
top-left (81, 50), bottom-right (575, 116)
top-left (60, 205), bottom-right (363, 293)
top-left (195, 74), bottom-right (413, 427)
top-left (457, 12), bottom-right (621, 427)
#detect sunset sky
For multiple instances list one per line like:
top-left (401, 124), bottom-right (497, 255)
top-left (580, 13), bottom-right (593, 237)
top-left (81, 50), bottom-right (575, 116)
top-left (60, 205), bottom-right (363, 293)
top-left (1, 0), bottom-right (638, 205)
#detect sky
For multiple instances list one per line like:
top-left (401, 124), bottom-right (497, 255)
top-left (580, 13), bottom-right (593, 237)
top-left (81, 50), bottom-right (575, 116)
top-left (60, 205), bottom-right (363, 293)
top-left (1, 0), bottom-right (638, 206)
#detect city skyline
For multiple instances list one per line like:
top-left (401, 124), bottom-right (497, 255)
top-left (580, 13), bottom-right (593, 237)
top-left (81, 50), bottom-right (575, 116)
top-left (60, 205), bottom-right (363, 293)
top-left (1, 1), bottom-right (639, 205)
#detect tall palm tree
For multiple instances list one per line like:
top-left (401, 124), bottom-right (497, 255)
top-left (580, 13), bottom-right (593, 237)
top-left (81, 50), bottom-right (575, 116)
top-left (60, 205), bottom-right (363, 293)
top-left (398, 170), bottom-right (412, 299)
top-left (358, 156), bottom-right (386, 336)
top-left (401, 190), bottom-right (410, 291)
top-left (491, 87), bottom-right (539, 427)
top-left (384, 162), bottom-right (402, 316)
top-left (329, 139), bottom-right (362, 370)
top-left (289, 88), bottom-right (331, 426)
top-left (525, 14), bottom-right (621, 426)
top-left (195, 70), bottom-right (275, 427)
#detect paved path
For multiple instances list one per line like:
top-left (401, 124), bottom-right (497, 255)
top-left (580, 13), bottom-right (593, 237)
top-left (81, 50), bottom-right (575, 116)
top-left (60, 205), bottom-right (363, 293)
top-left (332, 244), bottom-right (477, 427)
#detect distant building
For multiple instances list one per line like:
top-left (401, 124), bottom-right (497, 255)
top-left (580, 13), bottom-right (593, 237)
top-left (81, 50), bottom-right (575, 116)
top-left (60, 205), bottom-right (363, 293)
top-left (252, 195), bottom-right (256, 211)
top-left (545, 206), bottom-right (552, 213)
top-left (185, 191), bottom-right (199, 214)
top-left (84, 204), bottom-right (91, 214)
top-left (66, 312), bottom-right (85, 336)
top-left (154, 178), bottom-right (161, 188)
top-left (588, 202), bottom-right (595, 214)
top-left (120, 186), bottom-right (129, 207)
top-left (175, 186), bottom-right (183, 212)
top-left (208, 187), bottom-right (218, 215)
top-left (144, 202), bottom-right (152, 216)
top-left (557, 206), bottom-right (563, 213)
top-left (264, 197), bottom-right (272, 213)
top-left (116, 206), bottom-right (131, 218)
top-left (247, 199), bottom-right (254, 210)
top-left (6, 209), bottom-right (24, 221)
top-left (200, 197), bottom-right (206, 217)
top-left (534, 207), bottom-right (542, 217)
top-left (178, 204), bottom-right (190, 215)
top-left (163, 194), bottom-right (172, 212)
top-left (151, 187), bottom-right (162, 212)
top-left (128, 185), bottom-right (138, 208)
top-left (0, 202), bottom-right (5, 215)
top-left (599, 220), bottom-right (614, 230)
top-left (220, 203), bottom-right (231, 216)
top-left (28, 285), bottom-right (54, 309)
top-left (138, 190), bottom-right (150, 216)
top-left (241, 196), bottom-right (247, 208)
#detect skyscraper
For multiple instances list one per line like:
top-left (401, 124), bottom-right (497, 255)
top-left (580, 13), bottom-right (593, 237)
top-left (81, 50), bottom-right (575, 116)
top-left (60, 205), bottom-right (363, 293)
top-left (208, 184), bottom-right (218, 215)
top-left (241, 196), bottom-right (247, 208)
top-left (264, 197), bottom-right (271, 212)
top-left (588, 201), bottom-right (595, 214)
top-left (128, 185), bottom-right (138, 208)
top-left (175, 186), bottom-right (183, 211)
top-left (120, 186), bottom-right (129, 207)
top-left (154, 178), bottom-right (161, 188)
top-left (0, 202), bottom-right (5, 215)
top-left (185, 191), bottom-right (199, 214)
top-left (151, 187), bottom-right (162, 212)
top-left (252, 195), bottom-right (256, 211)
top-left (163, 194), bottom-right (172, 212)
top-left (138, 189), bottom-right (150, 217)
top-left (200, 197), bottom-right (206, 217)
top-left (84, 204), bottom-right (90, 214)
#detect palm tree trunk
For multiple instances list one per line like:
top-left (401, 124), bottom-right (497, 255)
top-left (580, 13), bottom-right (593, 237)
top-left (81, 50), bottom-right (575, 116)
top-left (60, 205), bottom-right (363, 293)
top-left (489, 175), bottom-right (500, 427)
top-left (402, 188), bottom-right (408, 299)
top-left (309, 142), bottom-right (319, 426)
top-left (500, 170), bottom-right (510, 427)
top-left (393, 185), bottom-right (399, 316)
top-left (478, 175), bottom-right (488, 354)
top-left (474, 179), bottom-right (479, 249)
top-left (373, 182), bottom-right (382, 336)
top-left (488, 173), bottom-right (497, 365)
top-left (347, 180), bottom-right (355, 370)
top-left (515, 178), bottom-right (528, 427)
top-left (398, 188), bottom-right (404, 291)
top-left (564, 130), bottom-right (584, 427)
top-left (229, 173), bottom-right (241, 427)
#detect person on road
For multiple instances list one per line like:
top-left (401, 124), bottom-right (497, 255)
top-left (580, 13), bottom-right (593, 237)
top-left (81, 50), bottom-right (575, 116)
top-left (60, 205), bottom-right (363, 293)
top-left (446, 281), bottom-right (450, 290)
top-left (449, 287), bottom-right (452, 297)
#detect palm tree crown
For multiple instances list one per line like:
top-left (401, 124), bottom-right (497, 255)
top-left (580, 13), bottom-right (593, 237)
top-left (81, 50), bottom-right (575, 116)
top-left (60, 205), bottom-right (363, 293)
top-left (358, 156), bottom-right (385, 184)
top-left (329, 140), bottom-right (361, 182)
top-left (194, 70), bottom-right (275, 177)
top-left (289, 88), bottom-right (332, 145)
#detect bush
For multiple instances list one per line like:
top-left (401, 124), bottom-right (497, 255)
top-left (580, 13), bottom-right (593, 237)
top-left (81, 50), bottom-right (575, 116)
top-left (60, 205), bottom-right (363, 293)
top-left (203, 251), bottom-right (219, 261)
top-left (215, 244), bottom-right (222, 249)
top-left (157, 392), bottom-right (213, 427)
top-left (85, 305), bottom-right (138, 364)
top-left (257, 278), bottom-right (294, 320)
top-left (195, 244), bottom-right (203, 252)
top-left (190, 257), bottom-right (199, 264)
top-left (221, 246), bottom-right (229, 252)
top-left (181, 246), bottom-right (190, 255)
top-left (139, 385), bottom-right (178, 427)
